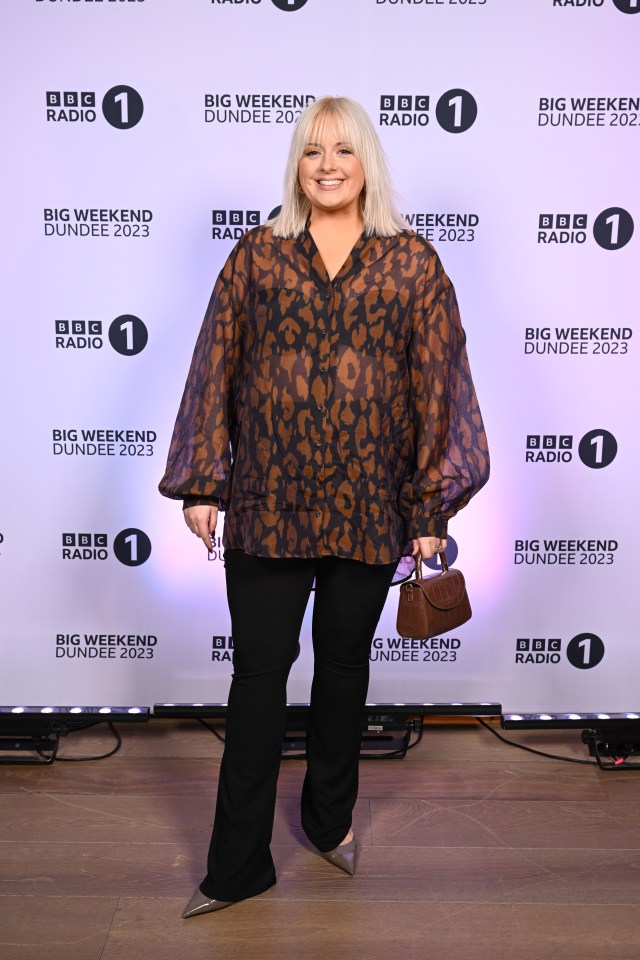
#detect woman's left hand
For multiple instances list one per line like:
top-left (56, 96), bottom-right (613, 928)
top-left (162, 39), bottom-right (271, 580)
top-left (411, 536), bottom-right (447, 560)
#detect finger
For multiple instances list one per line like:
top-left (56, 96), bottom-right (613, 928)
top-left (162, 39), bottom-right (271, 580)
top-left (194, 521), bottom-right (212, 552)
top-left (415, 543), bottom-right (434, 561)
top-left (197, 529), bottom-right (211, 551)
top-left (208, 509), bottom-right (218, 538)
top-left (421, 537), bottom-right (442, 561)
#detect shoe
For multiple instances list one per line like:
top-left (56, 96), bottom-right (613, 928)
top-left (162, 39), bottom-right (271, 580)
top-left (182, 886), bottom-right (233, 919)
top-left (318, 837), bottom-right (358, 876)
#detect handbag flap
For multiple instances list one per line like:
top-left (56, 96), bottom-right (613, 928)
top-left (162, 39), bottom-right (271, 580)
top-left (411, 569), bottom-right (467, 610)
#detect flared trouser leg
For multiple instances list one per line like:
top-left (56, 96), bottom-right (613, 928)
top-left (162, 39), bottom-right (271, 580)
top-left (200, 549), bottom-right (316, 902)
top-left (301, 555), bottom-right (397, 852)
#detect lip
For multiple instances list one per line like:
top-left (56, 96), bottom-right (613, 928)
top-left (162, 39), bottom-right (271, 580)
top-left (315, 179), bottom-right (345, 190)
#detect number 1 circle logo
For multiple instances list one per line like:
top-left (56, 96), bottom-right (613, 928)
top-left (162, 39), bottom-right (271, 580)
top-left (612, 0), bottom-right (640, 14)
top-left (435, 89), bottom-right (477, 133)
top-left (578, 429), bottom-right (618, 469)
top-left (102, 86), bottom-right (144, 129)
top-left (271, 0), bottom-right (309, 10)
top-left (108, 315), bottom-right (148, 356)
top-left (566, 633), bottom-right (605, 670)
top-left (593, 207), bottom-right (634, 250)
top-left (113, 528), bottom-right (152, 567)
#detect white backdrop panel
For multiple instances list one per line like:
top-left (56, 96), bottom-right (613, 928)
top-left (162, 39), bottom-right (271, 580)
top-left (0, 0), bottom-right (637, 713)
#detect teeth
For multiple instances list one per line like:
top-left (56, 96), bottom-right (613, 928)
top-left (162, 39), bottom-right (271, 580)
top-left (318, 180), bottom-right (342, 185)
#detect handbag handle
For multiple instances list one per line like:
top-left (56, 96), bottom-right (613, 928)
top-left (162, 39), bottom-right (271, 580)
top-left (414, 551), bottom-right (449, 580)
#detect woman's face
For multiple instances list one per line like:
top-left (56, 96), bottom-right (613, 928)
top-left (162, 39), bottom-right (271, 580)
top-left (298, 120), bottom-right (365, 219)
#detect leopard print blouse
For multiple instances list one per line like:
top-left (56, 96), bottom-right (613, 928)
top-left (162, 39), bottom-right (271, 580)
top-left (159, 225), bottom-right (489, 567)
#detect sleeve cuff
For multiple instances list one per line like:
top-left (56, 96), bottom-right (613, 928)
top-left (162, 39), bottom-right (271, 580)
top-left (405, 515), bottom-right (449, 540)
top-left (182, 496), bottom-right (223, 511)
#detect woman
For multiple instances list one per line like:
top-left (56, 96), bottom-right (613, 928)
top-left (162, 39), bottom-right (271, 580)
top-left (159, 96), bottom-right (489, 918)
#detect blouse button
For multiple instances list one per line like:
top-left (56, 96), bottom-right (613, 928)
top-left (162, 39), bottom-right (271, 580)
top-left (314, 511), bottom-right (321, 518)
top-left (318, 403), bottom-right (324, 411)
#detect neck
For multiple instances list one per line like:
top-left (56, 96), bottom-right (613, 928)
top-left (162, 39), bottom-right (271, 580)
top-left (308, 205), bottom-right (364, 235)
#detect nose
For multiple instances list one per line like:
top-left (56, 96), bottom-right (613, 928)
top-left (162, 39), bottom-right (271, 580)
top-left (319, 156), bottom-right (337, 173)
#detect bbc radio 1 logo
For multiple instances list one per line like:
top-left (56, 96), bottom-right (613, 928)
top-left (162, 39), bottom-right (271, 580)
top-left (55, 315), bottom-right (148, 355)
top-left (379, 91), bottom-right (477, 132)
top-left (212, 210), bottom-right (260, 240)
top-left (538, 208), bottom-right (634, 248)
top-left (62, 529), bottom-right (151, 566)
top-left (526, 430), bottom-right (618, 467)
top-left (515, 634), bottom-right (605, 670)
top-left (45, 86), bottom-right (143, 128)
top-left (212, 635), bottom-right (234, 663)
top-left (553, 1), bottom-right (640, 12)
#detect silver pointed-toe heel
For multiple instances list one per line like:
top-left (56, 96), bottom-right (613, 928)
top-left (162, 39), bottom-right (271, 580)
top-left (319, 837), bottom-right (358, 876)
top-left (182, 886), bottom-right (233, 919)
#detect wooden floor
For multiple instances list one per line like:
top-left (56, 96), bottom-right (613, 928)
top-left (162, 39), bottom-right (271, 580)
top-left (1, 718), bottom-right (639, 960)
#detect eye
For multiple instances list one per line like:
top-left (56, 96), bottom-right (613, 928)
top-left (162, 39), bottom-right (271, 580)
top-left (338, 148), bottom-right (353, 155)
top-left (304, 149), bottom-right (320, 158)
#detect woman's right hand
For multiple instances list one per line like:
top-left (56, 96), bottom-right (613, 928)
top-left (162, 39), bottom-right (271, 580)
top-left (183, 504), bottom-right (218, 552)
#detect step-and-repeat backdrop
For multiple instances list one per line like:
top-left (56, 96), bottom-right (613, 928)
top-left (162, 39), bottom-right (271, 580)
top-left (1, 0), bottom-right (637, 713)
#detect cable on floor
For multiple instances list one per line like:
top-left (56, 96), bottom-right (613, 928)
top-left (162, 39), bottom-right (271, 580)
top-left (35, 722), bottom-right (123, 762)
top-left (476, 717), bottom-right (597, 766)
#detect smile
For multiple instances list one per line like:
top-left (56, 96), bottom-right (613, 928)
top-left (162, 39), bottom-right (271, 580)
top-left (316, 179), bottom-right (343, 187)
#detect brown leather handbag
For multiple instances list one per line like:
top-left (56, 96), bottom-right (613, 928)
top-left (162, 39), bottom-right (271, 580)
top-left (396, 553), bottom-right (472, 640)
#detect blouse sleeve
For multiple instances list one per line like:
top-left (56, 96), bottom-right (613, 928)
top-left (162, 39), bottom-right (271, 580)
top-left (158, 240), bottom-right (249, 511)
top-left (398, 262), bottom-right (490, 540)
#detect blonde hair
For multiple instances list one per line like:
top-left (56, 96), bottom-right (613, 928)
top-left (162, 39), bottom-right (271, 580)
top-left (269, 96), bottom-right (406, 239)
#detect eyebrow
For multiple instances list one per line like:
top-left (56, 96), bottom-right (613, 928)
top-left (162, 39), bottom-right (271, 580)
top-left (305, 141), bottom-right (353, 147)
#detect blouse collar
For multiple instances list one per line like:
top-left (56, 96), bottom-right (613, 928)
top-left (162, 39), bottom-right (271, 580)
top-left (297, 226), bottom-right (401, 287)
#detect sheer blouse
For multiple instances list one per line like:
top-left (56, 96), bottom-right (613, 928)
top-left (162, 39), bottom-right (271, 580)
top-left (159, 225), bottom-right (489, 567)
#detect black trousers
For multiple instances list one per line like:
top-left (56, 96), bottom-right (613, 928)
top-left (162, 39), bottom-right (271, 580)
top-left (199, 548), bottom-right (397, 902)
